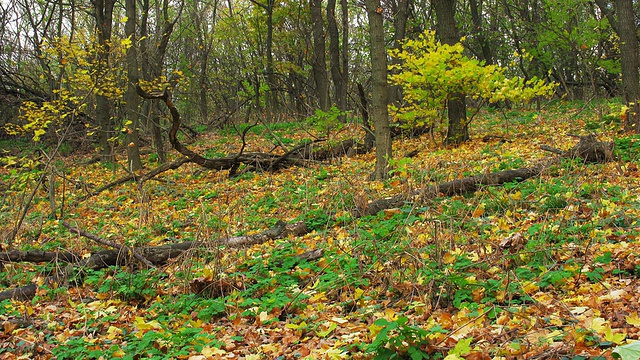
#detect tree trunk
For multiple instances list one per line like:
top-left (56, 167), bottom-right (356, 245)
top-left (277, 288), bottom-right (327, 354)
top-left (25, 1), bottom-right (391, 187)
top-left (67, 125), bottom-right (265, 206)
top-left (309, 0), bottom-right (329, 111)
top-left (191, 0), bottom-right (217, 123)
top-left (434, 0), bottom-right (469, 145)
top-left (327, 0), bottom-right (348, 117)
top-left (365, 0), bottom-right (391, 180)
top-left (615, 0), bottom-right (640, 132)
top-left (139, 0), bottom-right (181, 163)
top-left (265, 0), bottom-right (277, 112)
top-left (389, 0), bottom-right (411, 104)
top-left (469, 0), bottom-right (493, 65)
top-left (94, 0), bottom-right (116, 162)
top-left (124, 0), bottom-right (142, 171)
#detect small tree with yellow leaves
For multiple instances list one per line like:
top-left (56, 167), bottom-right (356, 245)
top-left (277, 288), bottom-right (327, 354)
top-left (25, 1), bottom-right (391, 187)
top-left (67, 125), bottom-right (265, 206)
top-left (388, 31), bottom-right (556, 139)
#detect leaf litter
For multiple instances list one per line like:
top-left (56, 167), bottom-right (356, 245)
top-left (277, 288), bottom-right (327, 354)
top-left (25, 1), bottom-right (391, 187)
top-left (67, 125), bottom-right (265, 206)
top-left (1, 101), bottom-right (640, 359)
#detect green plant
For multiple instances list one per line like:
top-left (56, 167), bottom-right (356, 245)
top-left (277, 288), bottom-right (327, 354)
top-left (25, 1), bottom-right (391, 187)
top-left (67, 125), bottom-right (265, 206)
top-left (89, 268), bottom-right (161, 302)
top-left (367, 316), bottom-right (447, 359)
top-left (306, 106), bottom-right (347, 138)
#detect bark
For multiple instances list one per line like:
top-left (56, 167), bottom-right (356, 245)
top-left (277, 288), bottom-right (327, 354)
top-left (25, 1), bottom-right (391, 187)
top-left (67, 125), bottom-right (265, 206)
top-left (139, 0), bottom-right (182, 163)
top-left (389, 0), bottom-right (411, 104)
top-left (124, 0), bottom-right (142, 171)
top-left (0, 221), bottom-right (310, 301)
top-left (327, 0), bottom-right (348, 116)
top-left (365, 0), bottom-right (392, 180)
top-left (0, 284), bottom-right (37, 301)
top-left (94, 0), bottom-right (116, 162)
top-left (434, 0), bottom-right (469, 145)
top-left (0, 250), bottom-right (79, 263)
top-left (191, 0), bottom-right (217, 122)
top-left (614, 0), bottom-right (640, 132)
top-left (309, 0), bottom-right (329, 110)
top-left (469, 0), bottom-right (493, 65)
top-left (250, 0), bottom-right (277, 111)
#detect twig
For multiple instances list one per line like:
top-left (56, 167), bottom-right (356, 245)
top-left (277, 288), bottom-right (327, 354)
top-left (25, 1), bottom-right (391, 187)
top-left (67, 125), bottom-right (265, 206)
top-left (539, 145), bottom-right (565, 155)
top-left (61, 221), bottom-right (155, 268)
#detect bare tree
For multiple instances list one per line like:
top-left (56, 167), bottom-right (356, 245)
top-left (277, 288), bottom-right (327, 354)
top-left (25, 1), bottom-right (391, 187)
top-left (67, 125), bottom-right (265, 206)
top-left (124, 0), bottom-right (142, 170)
top-left (309, 0), bottom-right (329, 111)
top-left (434, 0), bottom-right (469, 145)
top-left (365, 0), bottom-right (391, 180)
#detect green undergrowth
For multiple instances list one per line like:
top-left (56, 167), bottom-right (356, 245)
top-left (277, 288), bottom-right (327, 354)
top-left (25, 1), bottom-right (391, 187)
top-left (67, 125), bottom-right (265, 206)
top-left (2, 100), bottom-right (640, 358)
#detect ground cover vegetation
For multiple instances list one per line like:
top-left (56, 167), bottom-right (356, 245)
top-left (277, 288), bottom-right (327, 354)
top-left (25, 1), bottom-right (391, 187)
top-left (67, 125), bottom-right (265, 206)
top-left (2, 0), bottom-right (640, 358)
top-left (1, 101), bottom-right (639, 359)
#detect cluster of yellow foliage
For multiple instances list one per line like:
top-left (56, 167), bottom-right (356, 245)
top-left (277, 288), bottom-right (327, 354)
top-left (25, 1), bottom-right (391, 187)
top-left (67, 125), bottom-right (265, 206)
top-left (388, 31), bottom-right (557, 128)
top-left (4, 36), bottom-right (131, 142)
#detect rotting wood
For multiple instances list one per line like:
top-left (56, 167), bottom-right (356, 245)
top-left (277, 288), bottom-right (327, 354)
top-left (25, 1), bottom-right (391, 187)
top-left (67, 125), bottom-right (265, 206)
top-left (136, 85), bottom-right (372, 172)
top-left (358, 134), bottom-right (614, 217)
top-left (0, 220), bottom-right (311, 301)
top-left (62, 221), bottom-right (156, 268)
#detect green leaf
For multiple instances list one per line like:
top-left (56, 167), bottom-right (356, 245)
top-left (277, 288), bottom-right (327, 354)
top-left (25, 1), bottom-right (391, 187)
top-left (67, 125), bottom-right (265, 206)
top-left (612, 341), bottom-right (640, 360)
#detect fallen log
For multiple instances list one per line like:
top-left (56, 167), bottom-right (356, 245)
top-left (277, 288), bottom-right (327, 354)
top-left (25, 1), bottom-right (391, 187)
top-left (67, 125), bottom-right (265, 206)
top-left (358, 134), bottom-right (614, 217)
top-left (359, 161), bottom-right (551, 217)
top-left (0, 250), bottom-right (79, 263)
top-left (0, 220), bottom-right (311, 301)
top-left (136, 85), bottom-right (373, 173)
top-left (0, 284), bottom-right (37, 301)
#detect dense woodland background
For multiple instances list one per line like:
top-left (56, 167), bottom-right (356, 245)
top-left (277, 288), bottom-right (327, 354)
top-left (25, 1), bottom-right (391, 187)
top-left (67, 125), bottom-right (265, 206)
top-left (2, 0), bottom-right (640, 359)
top-left (1, 0), bottom-right (639, 157)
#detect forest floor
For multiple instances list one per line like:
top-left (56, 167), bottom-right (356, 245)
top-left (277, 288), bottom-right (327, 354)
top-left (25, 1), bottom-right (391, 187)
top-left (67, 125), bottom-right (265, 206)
top-left (1, 99), bottom-right (640, 359)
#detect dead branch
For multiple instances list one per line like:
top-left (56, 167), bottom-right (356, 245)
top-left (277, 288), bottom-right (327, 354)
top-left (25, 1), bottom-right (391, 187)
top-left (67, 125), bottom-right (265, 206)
top-left (0, 220), bottom-right (311, 301)
top-left (539, 134), bottom-right (614, 162)
top-left (0, 284), bottom-right (37, 301)
top-left (358, 135), bottom-right (614, 217)
top-left (136, 84), bottom-right (372, 173)
top-left (61, 221), bottom-right (155, 268)
top-left (0, 250), bottom-right (79, 263)
top-left (72, 156), bottom-right (191, 205)
top-left (540, 145), bottom-right (564, 155)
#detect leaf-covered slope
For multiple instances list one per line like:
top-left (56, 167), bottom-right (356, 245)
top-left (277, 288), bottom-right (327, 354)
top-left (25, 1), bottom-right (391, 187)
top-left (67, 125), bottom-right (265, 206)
top-left (1, 101), bottom-right (640, 359)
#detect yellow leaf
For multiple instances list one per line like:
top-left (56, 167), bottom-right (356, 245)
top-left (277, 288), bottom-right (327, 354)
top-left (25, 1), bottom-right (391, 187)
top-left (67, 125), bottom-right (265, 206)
top-left (521, 281), bottom-right (539, 294)
top-left (509, 191), bottom-right (522, 201)
top-left (201, 346), bottom-right (226, 356)
top-left (472, 203), bottom-right (485, 217)
top-left (626, 312), bottom-right (640, 327)
top-left (590, 318), bottom-right (609, 334)
top-left (106, 326), bottom-right (122, 340)
top-left (112, 348), bottom-right (125, 358)
top-left (369, 322), bottom-right (384, 338)
top-left (285, 321), bottom-right (307, 330)
top-left (443, 252), bottom-right (457, 264)
top-left (133, 316), bottom-right (162, 331)
top-left (444, 355), bottom-right (464, 360)
top-left (604, 327), bottom-right (626, 345)
top-left (261, 343), bottom-right (278, 354)
top-left (33, 128), bottom-right (45, 142)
